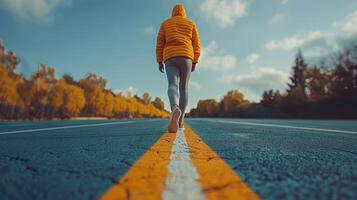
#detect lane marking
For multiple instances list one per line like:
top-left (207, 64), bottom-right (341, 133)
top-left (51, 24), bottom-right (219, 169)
top-left (101, 131), bottom-right (176, 200)
top-left (162, 129), bottom-right (205, 200)
top-left (101, 124), bottom-right (259, 199)
top-left (193, 119), bottom-right (357, 135)
top-left (184, 125), bottom-right (260, 200)
top-left (0, 121), bottom-right (136, 135)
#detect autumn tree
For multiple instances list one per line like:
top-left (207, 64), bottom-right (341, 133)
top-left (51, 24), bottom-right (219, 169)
top-left (2, 50), bottom-right (20, 76)
top-left (63, 84), bottom-right (85, 117)
top-left (305, 66), bottom-right (332, 102)
top-left (0, 41), bottom-right (170, 120)
top-left (29, 64), bottom-right (59, 118)
top-left (222, 90), bottom-right (250, 117)
top-left (126, 97), bottom-right (139, 118)
top-left (17, 79), bottom-right (35, 117)
top-left (48, 79), bottom-right (67, 116)
top-left (0, 42), bottom-right (4, 64)
top-left (142, 92), bottom-right (152, 105)
top-left (0, 43), bottom-right (23, 118)
top-left (79, 73), bottom-right (106, 116)
top-left (113, 95), bottom-right (128, 117)
top-left (134, 95), bottom-right (143, 104)
top-left (0, 64), bottom-right (19, 118)
top-left (31, 78), bottom-right (49, 118)
top-left (152, 97), bottom-right (165, 110)
top-left (196, 99), bottom-right (220, 117)
top-left (104, 92), bottom-right (114, 116)
top-left (83, 72), bottom-right (107, 89)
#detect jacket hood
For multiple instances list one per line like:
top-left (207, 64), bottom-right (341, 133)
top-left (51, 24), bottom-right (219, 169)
top-left (171, 4), bottom-right (186, 18)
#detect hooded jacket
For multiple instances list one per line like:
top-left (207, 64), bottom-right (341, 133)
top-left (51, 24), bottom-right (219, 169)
top-left (156, 4), bottom-right (201, 64)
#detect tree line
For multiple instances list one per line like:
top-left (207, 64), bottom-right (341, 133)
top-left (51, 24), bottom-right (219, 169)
top-left (0, 42), bottom-right (169, 120)
top-left (190, 44), bottom-right (357, 119)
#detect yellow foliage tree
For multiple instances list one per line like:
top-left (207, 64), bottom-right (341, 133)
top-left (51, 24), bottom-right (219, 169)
top-left (0, 64), bottom-right (19, 118)
top-left (49, 79), bottom-right (67, 115)
top-left (63, 84), bottom-right (85, 117)
top-left (104, 92), bottom-right (114, 116)
top-left (0, 41), bottom-right (169, 120)
top-left (222, 90), bottom-right (250, 117)
top-left (196, 99), bottom-right (220, 117)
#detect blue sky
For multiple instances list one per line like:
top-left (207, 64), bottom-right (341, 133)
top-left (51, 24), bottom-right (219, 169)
top-left (0, 0), bottom-right (356, 110)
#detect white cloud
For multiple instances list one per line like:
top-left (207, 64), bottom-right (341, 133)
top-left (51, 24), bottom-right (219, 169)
top-left (280, 0), bottom-right (289, 5)
top-left (265, 11), bottom-right (357, 60)
top-left (0, 0), bottom-right (72, 24)
top-left (189, 81), bottom-right (201, 90)
top-left (222, 68), bottom-right (289, 95)
top-left (200, 41), bottom-right (238, 71)
top-left (199, 0), bottom-right (247, 28)
top-left (266, 31), bottom-right (324, 51)
top-left (333, 11), bottom-right (357, 37)
top-left (114, 86), bottom-right (138, 97)
top-left (270, 13), bottom-right (285, 24)
top-left (143, 26), bottom-right (156, 35)
top-left (246, 53), bottom-right (260, 63)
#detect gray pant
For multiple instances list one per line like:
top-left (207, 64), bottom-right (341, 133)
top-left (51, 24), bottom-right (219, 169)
top-left (165, 56), bottom-right (192, 122)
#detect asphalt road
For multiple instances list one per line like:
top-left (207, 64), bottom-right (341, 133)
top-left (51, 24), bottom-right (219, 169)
top-left (0, 119), bottom-right (168, 200)
top-left (1, 119), bottom-right (357, 200)
top-left (186, 119), bottom-right (357, 200)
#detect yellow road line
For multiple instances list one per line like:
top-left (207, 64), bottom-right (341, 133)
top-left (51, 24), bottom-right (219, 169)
top-left (184, 125), bottom-right (260, 200)
top-left (101, 132), bottom-right (176, 200)
top-left (101, 124), bottom-right (259, 200)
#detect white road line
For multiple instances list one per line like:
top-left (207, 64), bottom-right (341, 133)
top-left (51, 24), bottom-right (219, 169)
top-left (194, 119), bottom-right (357, 135)
top-left (162, 129), bottom-right (205, 200)
top-left (0, 121), bottom-right (135, 135)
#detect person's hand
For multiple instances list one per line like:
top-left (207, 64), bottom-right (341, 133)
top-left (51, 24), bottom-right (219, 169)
top-left (158, 62), bottom-right (164, 73)
top-left (191, 63), bottom-right (197, 72)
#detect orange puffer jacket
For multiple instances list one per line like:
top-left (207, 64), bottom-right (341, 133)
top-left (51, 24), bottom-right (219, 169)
top-left (156, 4), bottom-right (201, 64)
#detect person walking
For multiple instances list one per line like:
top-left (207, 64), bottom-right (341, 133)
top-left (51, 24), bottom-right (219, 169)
top-left (156, 4), bottom-right (201, 133)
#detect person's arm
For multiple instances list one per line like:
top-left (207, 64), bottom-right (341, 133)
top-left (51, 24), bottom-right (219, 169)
top-left (192, 23), bottom-right (201, 72)
top-left (156, 23), bottom-right (165, 73)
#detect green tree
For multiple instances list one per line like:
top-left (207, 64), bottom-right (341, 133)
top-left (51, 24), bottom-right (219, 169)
top-left (330, 44), bottom-right (357, 104)
top-left (62, 73), bottom-right (76, 85)
top-left (287, 50), bottom-right (307, 98)
top-left (261, 90), bottom-right (281, 107)
top-left (280, 85), bottom-right (306, 117)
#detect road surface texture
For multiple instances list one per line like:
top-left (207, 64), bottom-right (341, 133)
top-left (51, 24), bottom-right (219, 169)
top-left (0, 118), bottom-right (356, 200)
